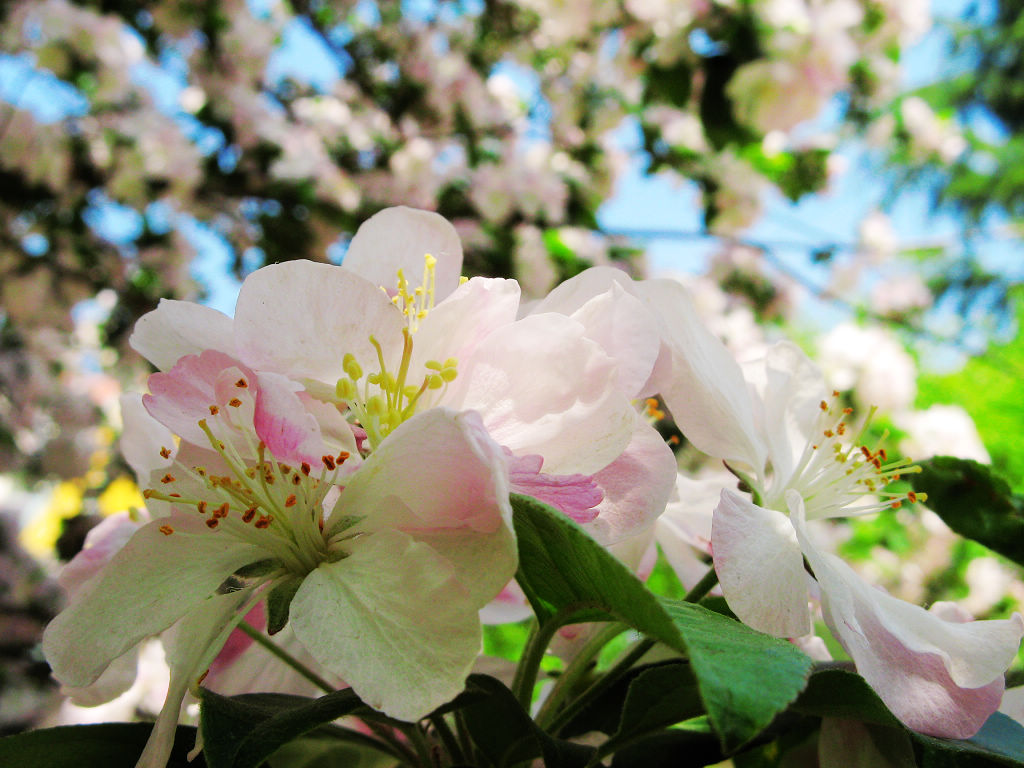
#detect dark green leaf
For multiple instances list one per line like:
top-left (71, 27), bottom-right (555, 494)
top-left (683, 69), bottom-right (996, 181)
top-left (510, 493), bottom-right (680, 644)
top-left (662, 601), bottom-right (813, 753)
top-left (266, 577), bottom-right (302, 635)
top-left (559, 661), bottom-right (699, 739)
top-left (610, 720), bottom-right (724, 767)
top-left (914, 712), bottom-right (1024, 767)
top-left (200, 688), bottom-right (368, 768)
top-left (791, 666), bottom-right (901, 727)
top-left (912, 457), bottom-right (1024, 567)
top-left (602, 662), bottom-right (704, 753)
top-left (0, 723), bottom-right (203, 768)
top-left (513, 494), bottom-right (813, 752)
top-left (460, 674), bottom-right (595, 768)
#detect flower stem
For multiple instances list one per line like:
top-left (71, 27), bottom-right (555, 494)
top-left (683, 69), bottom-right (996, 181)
top-left (683, 565), bottom-right (719, 604)
top-left (534, 622), bottom-right (625, 730)
top-left (237, 622), bottom-right (335, 694)
top-left (510, 606), bottom-right (579, 709)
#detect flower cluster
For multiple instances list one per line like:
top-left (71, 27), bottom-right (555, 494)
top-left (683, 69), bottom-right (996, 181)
top-left (42, 208), bottom-right (1023, 767)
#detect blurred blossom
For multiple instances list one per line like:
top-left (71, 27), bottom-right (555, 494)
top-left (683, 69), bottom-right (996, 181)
top-left (818, 323), bottom-right (917, 413)
top-left (896, 405), bottom-right (990, 464)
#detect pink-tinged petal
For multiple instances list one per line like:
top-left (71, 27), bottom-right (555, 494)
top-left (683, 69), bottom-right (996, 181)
top-left (564, 283), bottom-right (662, 398)
top-left (130, 299), bottom-right (235, 371)
top-left (412, 277), bottom-right (520, 371)
top-left (444, 313), bottom-right (636, 476)
top-left (43, 514), bottom-right (265, 689)
top-left (790, 491), bottom-right (1024, 738)
top-left (120, 393), bottom-right (175, 483)
top-left (290, 529), bottom-right (482, 721)
top-left (636, 278), bottom-right (767, 473)
top-left (138, 590), bottom-right (251, 768)
top-left (508, 451), bottom-right (602, 524)
top-left (328, 408), bottom-right (511, 537)
top-left (711, 489), bottom-right (811, 638)
top-left (818, 718), bottom-right (917, 768)
top-left (205, 622), bottom-right (342, 698)
top-left (205, 602), bottom-right (265, 687)
top-left (233, 260), bottom-right (405, 384)
top-left (586, 422), bottom-right (676, 546)
top-left (343, 206), bottom-right (464, 300)
top-left (480, 580), bottom-right (533, 625)
top-left (253, 371), bottom-right (327, 469)
top-left (143, 350), bottom-right (253, 449)
top-left (59, 512), bottom-right (143, 600)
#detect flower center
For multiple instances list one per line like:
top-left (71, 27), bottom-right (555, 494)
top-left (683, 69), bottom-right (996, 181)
top-left (772, 391), bottom-right (926, 519)
top-left (144, 394), bottom-right (354, 577)
top-left (333, 255), bottom-right (460, 451)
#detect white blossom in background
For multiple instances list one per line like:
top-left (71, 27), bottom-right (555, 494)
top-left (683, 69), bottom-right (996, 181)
top-left (818, 323), bottom-right (917, 413)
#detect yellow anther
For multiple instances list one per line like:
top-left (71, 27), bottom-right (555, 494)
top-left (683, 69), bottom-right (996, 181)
top-left (440, 367), bottom-right (458, 383)
top-left (343, 353), bottom-right (363, 381)
top-left (336, 378), bottom-right (358, 401)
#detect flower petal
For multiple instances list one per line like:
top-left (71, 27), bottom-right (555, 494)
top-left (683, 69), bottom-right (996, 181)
top-left (444, 312), bottom-right (636, 475)
top-left (43, 514), bottom-right (265, 689)
top-left (329, 407), bottom-right (512, 537)
top-left (342, 206), bottom-right (464, 300)
top-left (130, 299), bottom-right (235, 371)
top-left (507, 450), bottom-right (603, 525)
top-left (253, 371), bottom-right (328, 468)
top-left (233, 260), bottom-right (405, 384)
top-left (711, 488), bottom-right (811, 637)
top-left (791, 491), bottom-right (1024, 738)
top-left (637, 278), bottom-right (767, 472)
top-left (120, 393), bottom-right (176, 482)
top-left (585, 422), bottom-right (677, 546)
top-left (290, 528), bottom-right (482, 721)
top-left (411, 276), bottom-right (520, 372)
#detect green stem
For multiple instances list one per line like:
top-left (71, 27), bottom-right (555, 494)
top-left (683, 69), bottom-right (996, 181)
top-left (510, 618), bottom-right (559, 708)
top-left (546, 635), bottom-right (656, 737)
top-left (535, 622), bottom-right (625, 730)
top-left (430, 714), bottom-right (463, 766)
top-left (237, 622), bottom-right (335, 694)
top-left (683, 565), bottom-right (719, 604)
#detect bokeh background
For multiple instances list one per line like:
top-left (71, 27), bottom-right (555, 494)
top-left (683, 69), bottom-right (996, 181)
top-left (2, 0), bottom-right (1023, 736)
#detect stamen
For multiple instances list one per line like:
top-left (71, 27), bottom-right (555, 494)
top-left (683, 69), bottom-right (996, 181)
top-left (159, 525), bottom-right (174, 536)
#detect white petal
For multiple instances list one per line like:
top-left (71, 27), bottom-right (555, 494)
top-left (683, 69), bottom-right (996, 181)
top-left (329, 407), bottom-right (512, 538)
top-left (412, 276), bottom-right (520, 372)
top-left (711, 489), bottom-right (811, 637)
top-left (637, 279), bottom-right (766, 472)
top-left (233, 260), bottom-right (405, 384)
top-left (290, 529), bottom-right (482, 721)
top-left (585, 422), bottom-right (677, 546)
top-left (444, 313), bottom-right (636, 475)
top-left (130, 299), bottom-right (234, 371)
top-left (343, 207), bottom-right (464, 300)
top-left (791, 491), bottom-right (1024, 738)
top-left (43, 515), bottom-right (265, 689)
top-left (138, 590), bottom-right (251, 768)
top-left (120, 393), bottom-right (175, 482)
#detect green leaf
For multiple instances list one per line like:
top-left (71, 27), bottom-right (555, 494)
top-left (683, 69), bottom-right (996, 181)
top-left (513, 494), bottom-right (813, 752)
top-left (266, 577), bottom-right (302, 635)
top-left (266, 729), bottom-right (399, 768)
top-left (662, 601), bottom-right (814, 753)
top-left (602, 662), bottom-right (705, 753)
top-left (460, 674), bottom-right (595, 768)
top-left (0, 723), bottom-right (203, 768)
top-left (610, 720), bottom-right (724, 767)
top-left (912, 457), bottom-right (1024, 567)
top-left (510, 493), bottom-right (680, 645)
top-left (915, 712), bottom-right (1024, 767)
top-left (200, 688), bottom-right (369, 768)
top-left (791, 666), bottom-right (901, 727)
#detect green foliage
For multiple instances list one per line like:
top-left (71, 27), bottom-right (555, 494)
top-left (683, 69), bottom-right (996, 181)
top-left (912, 456), bottom-right (1024, 568)
top-left (0, 724), bottom-right (203, 768)
top-left (199, 689), bottom-right (368, 768)
top-left (511, 493), bottom-right (813, 752)
top-left (917, 297), bottom-right (1024, 491)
